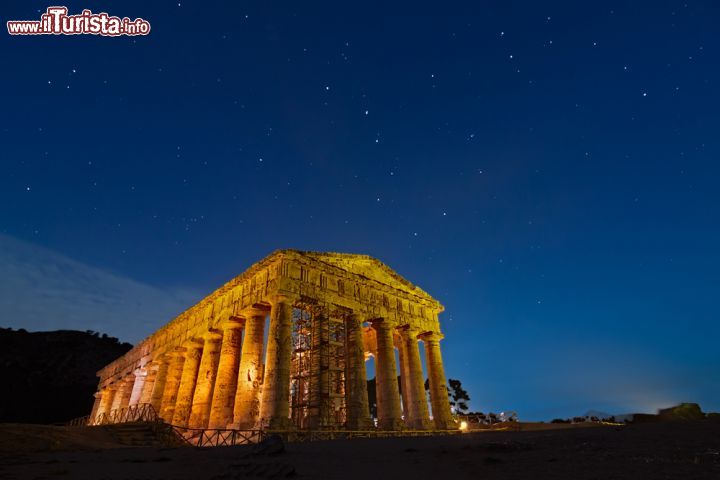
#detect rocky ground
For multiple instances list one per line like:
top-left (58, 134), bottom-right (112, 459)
top-left (0, 421), bottom-right (718, 479)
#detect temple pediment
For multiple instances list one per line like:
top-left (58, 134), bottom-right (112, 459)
top-left (281, 250), bottom-right (438, 304)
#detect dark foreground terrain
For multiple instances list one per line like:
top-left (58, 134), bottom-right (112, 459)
top-left (0, 328), bottom-right (132, 424)
top-left (0, 421), bottom-right (718, 479)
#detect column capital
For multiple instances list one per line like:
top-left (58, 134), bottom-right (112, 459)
top-left (420, 331), bottom-right (444, 342)
top-left (143, 360), bottom-right (157, 369)
top-left (163, 347), bottom-right (187, 362)
top-left (133, 367), bottom-right (148, 377)
top-left (153, 354), bottom-right (171, 365)
top-left (369, 317), bottom-right (395, 332)
top-left (397, 324), bottom-right (422, 338)
top-left (201, 328), bottom-right (223, 341)
top-left (241, 306), bottom-right (269, 318)
top-left (269, 293), bottom-right (298, 306)
top-left (219, 316), bottom-right (245, 330)
top-left (181, 339), bottom-right (204, 355)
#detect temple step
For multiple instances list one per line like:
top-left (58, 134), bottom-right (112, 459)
top-left (103, 422), bottom-right (175, 447)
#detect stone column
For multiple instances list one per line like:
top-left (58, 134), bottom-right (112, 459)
top-left (400, 327), bottom-right (432, 429)
top-left (208, 318), bottom-right (244, 429)
top-left (97, 387), bottom-right (116, 423)
top-left (89, 391), bottom-right (103, 424)
top-left (259, 295), bottom-right (294, 429)
top-left (421, 332), bottom-right (455, 429)
top-left (172, 340), bottom-right (204, 427)
top-left (371, 319), bottom-right (404, 430)
top-left (345, 313), bottom-right (373, 430)
top-left (150, 357), bottom-right (170, 414)
top-left (140, 363), bottom-right (158, 405)
top-left (111, 377), bottom-right (134, 412)
top-left (188, 331), bottom-right (222, 428)
top-left (160, 348), bottom-right (187, 421)
top-left (397, 333), bottom-right (411, 421)
top-left (232, 309), bottom-right (267, 429)
top-left (128, 368), bottom-right (147, 406)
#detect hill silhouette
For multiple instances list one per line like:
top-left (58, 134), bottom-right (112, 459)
top-left (0, 327), bottom-right (132, 424)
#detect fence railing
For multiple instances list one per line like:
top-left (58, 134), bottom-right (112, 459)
top-left (66, 415), bottom-right (91, 427)
top-left (75, 403), bottom-right (160, 426)
top-left (171, 426), bottom-right (265, 447)
top-left (168, 427), bottom-right (457, 446)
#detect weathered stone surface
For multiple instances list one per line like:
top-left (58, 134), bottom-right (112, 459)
top-left (172, 341), bottom-right (203, 427)
top-left (345, 313), bottom-right (373, 430)
top-left (208, 320), bottom-right (243, 429)
top-left (110, 377), bottom-right (133, 412)
top-left (232, 310), bottom-right (267, 429)
top-left (422, 332), bottom-right (456, 430)
top-left (400, 327), bottom-right (432, 430)
top-left (372, 319), bottom-right (404, 430)
top-left (139, 363), bottom-right (157, 405)
top-left (128, 368), bottom-right (147, 406)
top-left (159, 349), bottom-right (185, 421)
top-left (92, 250), bottom-right (452, 432)
top-left (188, 333), bottom-right (222, 428)
top-left (148, 358), bottom-right (169, 413)
top-left (259, 296), bottom-right (294, 429)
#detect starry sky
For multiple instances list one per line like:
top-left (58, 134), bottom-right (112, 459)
top-left (2, 1), bottom-right (719, 420)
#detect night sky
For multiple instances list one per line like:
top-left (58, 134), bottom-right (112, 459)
top-left (2, 1), bottom-right (719, 420)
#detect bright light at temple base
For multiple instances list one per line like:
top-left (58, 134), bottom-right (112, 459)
top-left (459, 420), bottom-right (468, 431)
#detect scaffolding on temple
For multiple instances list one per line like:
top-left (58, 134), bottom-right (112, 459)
top-left (290, 306), bottom-right (347, 429)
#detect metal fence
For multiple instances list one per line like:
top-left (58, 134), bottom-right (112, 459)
top-left (171, 427), bottom-right (265, 447)
top-left (90, 403), bottom-right (160, 426)
top-left (65, 403), bottom-right (160, 427)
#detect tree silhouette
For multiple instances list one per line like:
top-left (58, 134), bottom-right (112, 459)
top-left (447, 378), bottom-right (470, 413)
top-left (424, 377), bottom-right (471, 414)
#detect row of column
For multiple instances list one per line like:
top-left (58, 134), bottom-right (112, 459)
top-left (91, 295), bottom-right (454, 431)
top-left (370, 319), bottom-right (454, 430)
top-left (93, 304), bottom-right (271, 430)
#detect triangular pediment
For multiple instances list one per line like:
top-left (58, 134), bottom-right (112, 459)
top-left (283, 250), bottom-right (438, 303)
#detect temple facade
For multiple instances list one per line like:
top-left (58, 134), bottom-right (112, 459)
top-left (90, 250), bottom-right (455, 431)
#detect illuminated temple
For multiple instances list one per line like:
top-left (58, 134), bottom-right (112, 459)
top-left (91, 250), bottom-right (455, 432)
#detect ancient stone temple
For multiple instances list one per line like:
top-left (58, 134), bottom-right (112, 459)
top-left (90, 250), bottom-right (455, 431)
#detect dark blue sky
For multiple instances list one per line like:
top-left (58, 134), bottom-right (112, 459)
top-left (2, 1), bottom-right (719, 420)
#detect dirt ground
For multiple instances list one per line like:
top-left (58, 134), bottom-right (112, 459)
top-left (0, 421), bottom-right (718, 479)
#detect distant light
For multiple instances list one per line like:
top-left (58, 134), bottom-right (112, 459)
top-left (459, 420), bottom-right (468, 431)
